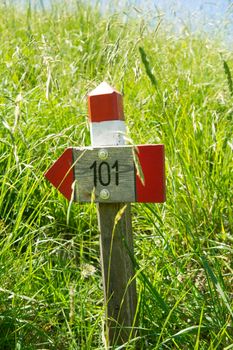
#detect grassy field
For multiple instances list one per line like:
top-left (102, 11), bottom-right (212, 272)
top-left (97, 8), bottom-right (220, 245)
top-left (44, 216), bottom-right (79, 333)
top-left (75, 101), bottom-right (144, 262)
top-left (0, 1), bottom-right (232, 349)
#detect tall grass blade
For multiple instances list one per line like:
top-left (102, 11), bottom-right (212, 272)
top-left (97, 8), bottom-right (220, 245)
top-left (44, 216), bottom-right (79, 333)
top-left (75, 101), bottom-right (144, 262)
top-left (194, 304), bottom-right (205, 350)
top-left (223, 60), bottom-right (233, 96)
top-left (201, 256), bottom-right (233, 318)
top-left (139, 46), bottom-right (158, 88)
top-left (27, 0), bottom-right (32, 32)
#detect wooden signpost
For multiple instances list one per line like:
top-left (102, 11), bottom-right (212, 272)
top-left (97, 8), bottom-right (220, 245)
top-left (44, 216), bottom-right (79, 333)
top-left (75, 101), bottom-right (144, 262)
top-left (45, 82), bottom-right (165, 347)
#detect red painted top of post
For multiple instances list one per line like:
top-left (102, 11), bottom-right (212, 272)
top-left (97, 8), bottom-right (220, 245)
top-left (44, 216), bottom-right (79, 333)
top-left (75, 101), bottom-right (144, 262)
top-left (88, 82), bottom-right (124, 122)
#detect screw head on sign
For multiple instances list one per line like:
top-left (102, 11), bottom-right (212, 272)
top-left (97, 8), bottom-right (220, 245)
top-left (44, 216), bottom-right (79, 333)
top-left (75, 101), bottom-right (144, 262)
top-left (100, 189), bottom-right (110, 200)
top-left (98, 149), bottom-right (108, 160)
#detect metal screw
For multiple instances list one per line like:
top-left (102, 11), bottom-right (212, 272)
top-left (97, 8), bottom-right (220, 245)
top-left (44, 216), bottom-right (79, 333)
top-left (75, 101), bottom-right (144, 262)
top-left (98, 149), bottom-right (108, 160)
top-left (100, 189), bottom-right (110, 200)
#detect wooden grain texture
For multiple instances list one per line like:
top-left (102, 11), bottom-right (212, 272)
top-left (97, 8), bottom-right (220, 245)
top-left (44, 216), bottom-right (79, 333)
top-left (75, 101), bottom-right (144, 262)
top-left (73, 146), bottom-right (135, 203)
top-left (97, 203), bottom-right (137, 346)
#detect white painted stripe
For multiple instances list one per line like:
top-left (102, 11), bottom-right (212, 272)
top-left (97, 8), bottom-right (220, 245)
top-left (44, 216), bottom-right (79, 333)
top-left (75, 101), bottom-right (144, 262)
top-left (90, 120), bottom-right (126, 147)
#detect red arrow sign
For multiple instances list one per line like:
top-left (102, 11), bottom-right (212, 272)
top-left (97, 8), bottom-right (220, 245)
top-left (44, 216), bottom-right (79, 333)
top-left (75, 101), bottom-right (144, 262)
top-left (44, 145), bottom-right (165, 203)
top-left (45, 82), bottom-right (165, 203)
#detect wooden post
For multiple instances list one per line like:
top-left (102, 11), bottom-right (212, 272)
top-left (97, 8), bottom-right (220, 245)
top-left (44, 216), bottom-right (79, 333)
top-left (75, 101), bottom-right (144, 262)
top-left (98, 203), bottom-right (137, 345)
top-left (88, 82), bottom-right (137, 346)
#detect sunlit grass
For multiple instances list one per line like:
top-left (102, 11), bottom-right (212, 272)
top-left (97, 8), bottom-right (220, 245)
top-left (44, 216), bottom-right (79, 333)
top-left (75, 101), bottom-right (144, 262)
top-left (0, 1), bottom-right (232, 349)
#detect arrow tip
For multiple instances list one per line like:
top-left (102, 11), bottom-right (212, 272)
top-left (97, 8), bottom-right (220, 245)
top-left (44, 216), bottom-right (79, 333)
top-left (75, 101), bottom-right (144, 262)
top-left (44, 148), bottom-right (74, 201)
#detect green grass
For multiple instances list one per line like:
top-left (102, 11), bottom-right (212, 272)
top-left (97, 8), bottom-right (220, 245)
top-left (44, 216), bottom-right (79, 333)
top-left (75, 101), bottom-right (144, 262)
top-left (0, 1), bottom-right (232, 349)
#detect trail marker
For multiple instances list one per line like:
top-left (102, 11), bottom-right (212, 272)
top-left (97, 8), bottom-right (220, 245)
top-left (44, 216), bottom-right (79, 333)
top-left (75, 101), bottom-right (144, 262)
top-left (45, 82), bottom-right (165, 346)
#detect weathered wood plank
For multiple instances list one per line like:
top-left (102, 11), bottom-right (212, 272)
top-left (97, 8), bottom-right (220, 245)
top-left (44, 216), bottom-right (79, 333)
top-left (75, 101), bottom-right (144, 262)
top-left (73, 146), bottom-right (135, 203)
top-left (98, 203), bottom-right (137, 346)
